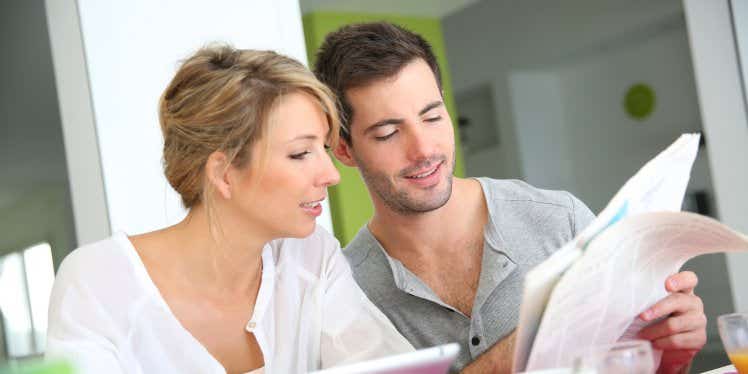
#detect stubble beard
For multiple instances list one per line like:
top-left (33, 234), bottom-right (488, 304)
top-left (356, 152), bottom-right (455, 216)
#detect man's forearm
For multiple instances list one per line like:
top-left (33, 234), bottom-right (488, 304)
top-left (460, 331), bottom-right (515, 374)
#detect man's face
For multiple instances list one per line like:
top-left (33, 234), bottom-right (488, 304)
top-left (341, 58), bottom-right (456, 215)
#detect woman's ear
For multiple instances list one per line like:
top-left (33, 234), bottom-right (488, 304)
top-left (333, 138), bottom-right (357, 167)
top-left (205, 151), bottom-right (232, 200)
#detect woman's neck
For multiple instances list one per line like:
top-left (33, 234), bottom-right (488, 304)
top-left (152, 204), bottom-right (269, 299)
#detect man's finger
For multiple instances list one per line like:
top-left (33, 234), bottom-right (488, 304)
top-left (639, 293), bottom-right (703, 322)
top-left (637, 312), bottom-right (707, 341)
top-left (650, 330), bottom-right (707, 351)
top-left (665, 271), bottom-right (698, 293)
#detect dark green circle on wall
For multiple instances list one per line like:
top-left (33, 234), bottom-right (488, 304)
top-left (624, 83), bottom-right (656, 120)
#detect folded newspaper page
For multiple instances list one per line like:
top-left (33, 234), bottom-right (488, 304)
top-left (513, 134), bottom-right (748, 371)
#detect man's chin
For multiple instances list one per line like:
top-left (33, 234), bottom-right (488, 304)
top-left (395, 182), bottom-right (452, 213)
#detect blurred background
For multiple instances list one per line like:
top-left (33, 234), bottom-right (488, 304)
top-left (1, 0), bottom-right (747, 371)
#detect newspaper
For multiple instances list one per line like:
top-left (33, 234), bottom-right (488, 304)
top-left (512, 134), bottom-right (748, 372)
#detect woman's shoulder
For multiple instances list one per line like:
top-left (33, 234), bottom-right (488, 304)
top-left (51, 233), bottom-right (150, 310)
top-left (55, 234), bottom-right (132, 280)
top-left (47, 233), bottom-right (158, 360)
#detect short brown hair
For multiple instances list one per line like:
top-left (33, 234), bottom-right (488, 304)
top-left (314, 22), bottom-right (442, 142)
top-left (160, 44), bottom-right (340, 208)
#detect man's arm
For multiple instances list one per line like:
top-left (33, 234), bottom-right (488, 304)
top-left (460, 330), bottom-right (516, 374)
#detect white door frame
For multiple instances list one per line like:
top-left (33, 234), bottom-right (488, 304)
top-left (683, 0), bottom-right (748, 312)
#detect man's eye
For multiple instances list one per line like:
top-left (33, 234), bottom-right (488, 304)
top-left (289, 151), bottom-right (311, 160)
top-left (424, 116), bottom-right (442, 123)
top-left (375, 131), bottom-right (397, 141)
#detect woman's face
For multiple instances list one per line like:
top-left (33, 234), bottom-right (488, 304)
top-left (225, 91), bottom-right (340, 239)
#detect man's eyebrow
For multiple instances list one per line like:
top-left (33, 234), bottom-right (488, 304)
top-left (364, 118), bottom-right (403, 135)
top-left (419, 101), bottom-right (444, 116)
top-left (362, 101), bottom-right (443, 135)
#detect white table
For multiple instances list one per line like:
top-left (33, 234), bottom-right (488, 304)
top-left (700, 364), bottom-right (737, 374)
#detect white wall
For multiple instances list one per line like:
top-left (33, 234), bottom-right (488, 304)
top-left (45, 0), bottom-right (335, 243)
top-left (508, 73), bottom-right (576, 192)
top-left (445, 0), bottom-right (712, 213)
top-left (731, 0), bottom-right (748, 107)
top-left (444, 0), bottom-right (687, 182)
top-left (553, 22), bottom-right (706, 211)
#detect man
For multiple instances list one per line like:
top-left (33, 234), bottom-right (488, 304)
top-left (314, 22), bottom-right (706, 373)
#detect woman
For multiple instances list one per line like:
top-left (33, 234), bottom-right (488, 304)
top-left (46, 45), bottom-right (413, 373)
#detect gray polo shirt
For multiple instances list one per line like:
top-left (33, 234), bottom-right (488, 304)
top-left (343, 178), bottom-right (595, 370)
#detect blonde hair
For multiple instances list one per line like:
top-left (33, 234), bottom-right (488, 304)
top-left (159, 44), bottom-right (340, 209)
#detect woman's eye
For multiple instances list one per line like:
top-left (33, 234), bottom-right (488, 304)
top-left (290, 151), bottom-right (311, 160)
top-left (375, 131), bottom-right (397, 141)
top-left (424, 116), bottom-right (442, 123)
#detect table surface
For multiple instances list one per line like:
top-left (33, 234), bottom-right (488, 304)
top-left (700, 364), bottom-right (737, 374)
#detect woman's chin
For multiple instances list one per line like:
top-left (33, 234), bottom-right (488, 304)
top-left (281, 222), bottom-right (316, 239)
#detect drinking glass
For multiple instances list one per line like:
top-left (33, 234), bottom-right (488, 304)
top-left (718, 312), bottom-right (748, 374)
top-left (573, 339), bottom-right (655, 374)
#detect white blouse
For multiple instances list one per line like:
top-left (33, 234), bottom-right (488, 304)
top-left (46, 226), bottom-right (413, 373)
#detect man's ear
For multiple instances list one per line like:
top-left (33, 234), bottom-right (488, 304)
top-left (333, 138), bottom-right (358, 167)
top-left (205, 151), bottom-right (232, 200)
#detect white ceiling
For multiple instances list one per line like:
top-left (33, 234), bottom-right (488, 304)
top-left (300, 0), bottom-right (481, 18)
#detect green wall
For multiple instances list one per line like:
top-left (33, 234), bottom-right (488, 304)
top-left (303, 12), bottom-right (465, 245)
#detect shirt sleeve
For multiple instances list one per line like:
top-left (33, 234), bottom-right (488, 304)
top-left (46, 253), bottom-right (125, 374)
top-left (568, 192), bottom-right (596, 236)
top-left (318, 233), bottom-right (414, 368)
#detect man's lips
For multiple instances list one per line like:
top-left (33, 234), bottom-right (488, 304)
top-left (403, 161), bottom-right (444, 179)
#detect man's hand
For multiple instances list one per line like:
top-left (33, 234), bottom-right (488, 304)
top-left (460, 330), bottom-right (515, 374)
top-left (637, 271), bottom-right (707, 374)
